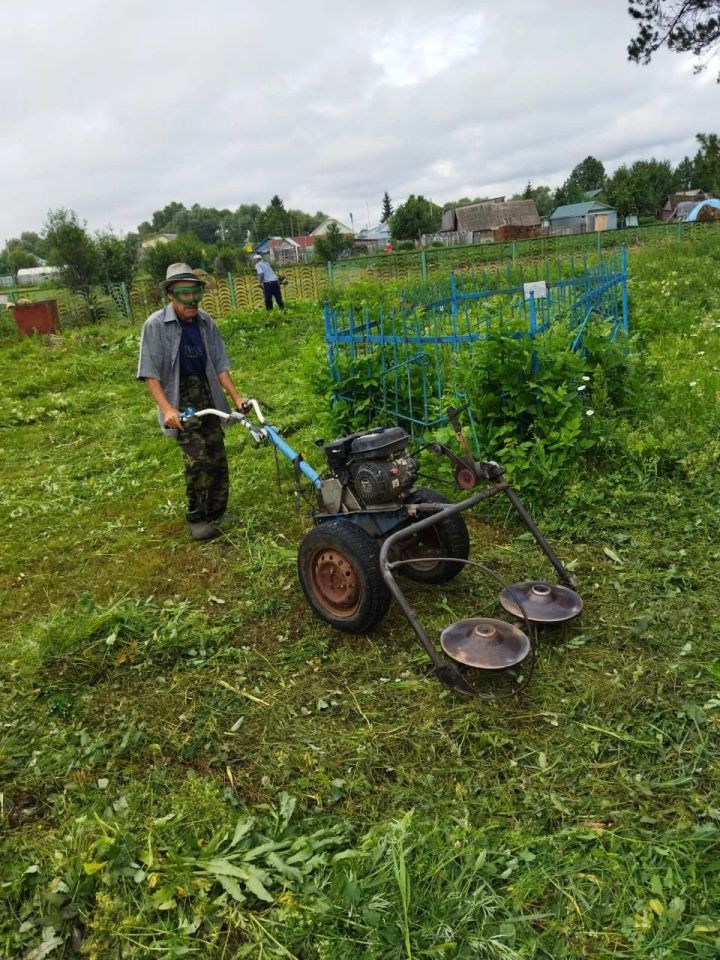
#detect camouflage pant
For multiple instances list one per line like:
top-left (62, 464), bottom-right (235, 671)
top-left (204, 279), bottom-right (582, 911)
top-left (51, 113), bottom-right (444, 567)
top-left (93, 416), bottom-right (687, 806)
top-left (177, 375), bottom-right (229, 523)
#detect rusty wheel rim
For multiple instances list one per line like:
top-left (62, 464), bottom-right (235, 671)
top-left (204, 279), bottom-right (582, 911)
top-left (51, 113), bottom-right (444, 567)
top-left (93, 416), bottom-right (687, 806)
top-left (310, 547), bottom-right (361, 618)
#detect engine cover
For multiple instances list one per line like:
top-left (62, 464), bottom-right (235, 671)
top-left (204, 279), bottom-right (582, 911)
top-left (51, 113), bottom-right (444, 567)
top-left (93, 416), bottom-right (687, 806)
top-left (351, 455), bottom-right (417, 505)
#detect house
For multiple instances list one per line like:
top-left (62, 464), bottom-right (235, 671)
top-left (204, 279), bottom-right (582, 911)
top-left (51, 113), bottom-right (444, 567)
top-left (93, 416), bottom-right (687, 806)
top-left (353, 223), bottom-right (391, 253)
top-left (292, 235), bottom-right (316, 257)
top-left (310, 218), bottom-right (354, 237)
top-left (583, 188), bottom-right (606, 202)
top-left (440, 199), bottom-right (541, 244)
top-left (548, 201), bottom-right (617, 235)
top-left (139, 233), bottom-right (177, 250)
top-left (254, 236), bottom-right (303, 263)
top-left (659, 190), bottom-right (713, 222)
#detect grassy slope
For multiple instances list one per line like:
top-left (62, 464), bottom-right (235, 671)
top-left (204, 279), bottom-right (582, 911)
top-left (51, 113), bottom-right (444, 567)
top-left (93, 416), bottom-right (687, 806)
top-left (1, 240), bottom-right (720, 959)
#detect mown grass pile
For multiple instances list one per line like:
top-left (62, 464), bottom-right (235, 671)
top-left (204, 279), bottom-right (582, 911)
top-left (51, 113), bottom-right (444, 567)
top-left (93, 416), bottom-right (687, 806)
top-left (1, 238), bottom-right (720, 958)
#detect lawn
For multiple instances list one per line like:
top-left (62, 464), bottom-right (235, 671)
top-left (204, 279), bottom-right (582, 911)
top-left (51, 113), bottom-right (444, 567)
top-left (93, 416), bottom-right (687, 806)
top-left (1, 236), bottom-right (720, 959)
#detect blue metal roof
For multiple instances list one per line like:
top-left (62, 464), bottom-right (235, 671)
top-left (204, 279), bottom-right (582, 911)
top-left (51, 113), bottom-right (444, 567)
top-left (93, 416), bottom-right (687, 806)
top-left (685, 198), bottom-right (720, 221)
top-left (550, 201), bottom-right (613, 220)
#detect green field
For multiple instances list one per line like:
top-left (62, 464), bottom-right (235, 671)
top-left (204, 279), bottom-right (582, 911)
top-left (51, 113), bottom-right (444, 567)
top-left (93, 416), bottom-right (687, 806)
top-left (2, 237), bottom-right (720, 958)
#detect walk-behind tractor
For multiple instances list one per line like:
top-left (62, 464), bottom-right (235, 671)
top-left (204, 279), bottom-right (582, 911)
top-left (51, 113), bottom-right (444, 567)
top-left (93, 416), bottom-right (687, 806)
top-left (181, 401), bottom-right (583, 700)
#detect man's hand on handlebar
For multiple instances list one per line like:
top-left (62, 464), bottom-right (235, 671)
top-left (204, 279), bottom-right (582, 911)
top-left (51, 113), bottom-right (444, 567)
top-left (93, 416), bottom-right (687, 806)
top-left (236, 398), bottom-right (250, 414)
top-left (164, 407), bottom-right (184, 431)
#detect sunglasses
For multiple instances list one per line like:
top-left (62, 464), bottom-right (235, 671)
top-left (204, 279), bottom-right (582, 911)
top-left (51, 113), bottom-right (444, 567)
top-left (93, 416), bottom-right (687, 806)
top-left (170, 285), bottom-right (204, 300)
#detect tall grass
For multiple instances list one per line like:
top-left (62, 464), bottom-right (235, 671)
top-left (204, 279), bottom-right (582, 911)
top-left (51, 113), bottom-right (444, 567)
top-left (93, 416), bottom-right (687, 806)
top-left (1, 243), bottom-right (720, 957)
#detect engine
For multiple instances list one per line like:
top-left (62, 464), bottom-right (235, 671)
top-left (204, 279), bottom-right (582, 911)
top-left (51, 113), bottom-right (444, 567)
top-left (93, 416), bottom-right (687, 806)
top-left (322, 427), bottom-right (418, 507)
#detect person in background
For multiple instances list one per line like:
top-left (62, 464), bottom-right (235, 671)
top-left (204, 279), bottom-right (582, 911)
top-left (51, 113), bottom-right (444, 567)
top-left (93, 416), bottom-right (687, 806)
top-left (252, 253), bottom-right (285, 311)
top-left (137, 263), bottom-right (248, 541)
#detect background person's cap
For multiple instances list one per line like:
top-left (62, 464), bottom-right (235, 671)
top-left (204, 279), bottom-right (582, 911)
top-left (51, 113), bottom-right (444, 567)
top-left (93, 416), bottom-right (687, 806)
top-left (160, 262), bottom-right (207, 292)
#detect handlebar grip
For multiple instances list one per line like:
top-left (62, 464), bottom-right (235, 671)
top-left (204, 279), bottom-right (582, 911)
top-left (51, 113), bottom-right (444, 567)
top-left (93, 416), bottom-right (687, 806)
top-left (179, 407), bottom-right (196, 421)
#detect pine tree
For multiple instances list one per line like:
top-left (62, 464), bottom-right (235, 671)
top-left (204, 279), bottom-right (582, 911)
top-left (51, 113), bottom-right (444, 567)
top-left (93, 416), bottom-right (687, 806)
top-left (381, 191), bottom-right (394, 223)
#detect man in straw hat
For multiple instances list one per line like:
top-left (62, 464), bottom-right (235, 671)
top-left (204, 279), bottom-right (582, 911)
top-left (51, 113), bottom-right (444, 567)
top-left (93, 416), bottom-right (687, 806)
top-left (137, 263), bottom-right (248, 541)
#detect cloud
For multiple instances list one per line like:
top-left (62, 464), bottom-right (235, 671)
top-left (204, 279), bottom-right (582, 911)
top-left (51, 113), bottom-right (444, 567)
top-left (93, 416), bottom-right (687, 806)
top-left (1, 0), bottom-right (718, 238)
top-left (372, 12), bottom-right (485, 87)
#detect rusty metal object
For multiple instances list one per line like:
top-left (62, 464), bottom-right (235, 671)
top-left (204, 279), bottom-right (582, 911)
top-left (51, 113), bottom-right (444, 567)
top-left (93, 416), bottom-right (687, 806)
top-left (309, 547), bottom-right (360, 618)
top-left (499, 581), bottom-right (583, 624)
top-left (440, 618), bottom-right (531, 670)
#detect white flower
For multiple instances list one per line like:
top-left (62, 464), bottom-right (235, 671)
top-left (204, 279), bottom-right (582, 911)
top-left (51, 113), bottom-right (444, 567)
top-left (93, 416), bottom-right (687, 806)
top-left (586, 409), bottom-right (595, 417)
top-left (577, 384), bottom-right (586, 392)
top-left (697, 351), bottom-right (705, 356)
top-left (689, 381), bottom-right (698, 387)
top-left (582, 376), bottom-right (591, 382)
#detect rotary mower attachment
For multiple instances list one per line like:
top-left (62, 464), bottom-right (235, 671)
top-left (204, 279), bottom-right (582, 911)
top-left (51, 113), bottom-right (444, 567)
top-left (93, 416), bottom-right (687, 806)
top-left (180, 400), bottom-right (582, 700)
top-left (378, 472), bottom-right (582, 700)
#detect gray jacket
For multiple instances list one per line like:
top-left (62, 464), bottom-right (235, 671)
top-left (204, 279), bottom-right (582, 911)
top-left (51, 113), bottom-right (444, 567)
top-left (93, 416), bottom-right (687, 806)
top-left (137, 304), bottom-right (232, 437)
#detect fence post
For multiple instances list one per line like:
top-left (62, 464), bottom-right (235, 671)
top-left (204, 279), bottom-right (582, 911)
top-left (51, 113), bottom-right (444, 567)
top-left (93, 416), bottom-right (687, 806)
top-left (621, 246), bottom-right (629, 336)
top-left (512, 241), bottom-right (517, 267)
top-left (120, 281), bottom-right (131, 321)
top-left (327, 261), bottom-right (334, 283)
top-left (227, 273), bottom-right (237, 309)
top-left (420, 250), bottom-right (428, 280)
top-left (450, 272), bottom-right (458, 318)
top-left (528, 292), bottom-right (537, 335)
top-left (528, 292), bottom-right (540, 374)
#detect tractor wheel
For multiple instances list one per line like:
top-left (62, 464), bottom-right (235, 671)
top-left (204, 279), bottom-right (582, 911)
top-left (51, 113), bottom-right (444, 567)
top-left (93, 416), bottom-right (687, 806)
top-left (298, 521), bottom-right (391, 633)
top-left (398, 487), bottom-right (470, 584)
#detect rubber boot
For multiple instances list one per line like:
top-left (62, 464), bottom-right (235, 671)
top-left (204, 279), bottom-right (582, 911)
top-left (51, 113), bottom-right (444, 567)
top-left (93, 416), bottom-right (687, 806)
top-left (187, 520), bottom-right (220, 541)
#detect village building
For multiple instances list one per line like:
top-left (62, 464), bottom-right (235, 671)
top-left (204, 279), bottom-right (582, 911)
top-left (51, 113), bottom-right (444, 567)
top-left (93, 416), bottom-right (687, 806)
top-left (438, 199), bottom-right (541, 244)
top-left (658, 190), bottom-right (713, 222)
top-left (548, 201), bottom-right (617, 235)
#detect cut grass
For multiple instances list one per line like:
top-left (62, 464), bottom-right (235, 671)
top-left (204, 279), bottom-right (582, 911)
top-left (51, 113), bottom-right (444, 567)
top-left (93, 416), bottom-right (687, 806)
top-left (1, 248), bottom-right (720, 958)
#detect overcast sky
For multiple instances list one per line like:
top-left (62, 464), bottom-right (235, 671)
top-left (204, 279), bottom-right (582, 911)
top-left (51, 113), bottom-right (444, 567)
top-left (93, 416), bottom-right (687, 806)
top-left (2, 0), bottom-right (717, 239)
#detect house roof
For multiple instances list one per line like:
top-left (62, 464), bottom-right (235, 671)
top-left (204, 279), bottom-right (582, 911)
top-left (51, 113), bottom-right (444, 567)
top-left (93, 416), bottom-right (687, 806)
top-left (583, 189), bottom-right (604, 200)
top-left (268, 236), bottom-right (299, 249)
top-left (310, 217), bottom-right (354, 236)
top-left (356, 223), bottom-right (391, 241)
top-left (291, 235), bottom-right (315, 249)
top-left (452, 199), bottom-right (540, 233)
top-left (685, 199), bottom-right (720, 222)
top-left (550, 201), bottom-right (614, 220)
top-left (254, 236), bottom-right (300, 253)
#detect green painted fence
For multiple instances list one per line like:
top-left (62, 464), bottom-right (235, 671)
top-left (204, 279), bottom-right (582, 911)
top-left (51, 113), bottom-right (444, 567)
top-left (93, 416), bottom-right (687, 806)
top-left (9, 219), bottom-right (720, 328)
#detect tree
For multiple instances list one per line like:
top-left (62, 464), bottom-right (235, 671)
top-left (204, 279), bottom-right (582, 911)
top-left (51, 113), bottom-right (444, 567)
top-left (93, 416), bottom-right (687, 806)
top-left (141, 234), bottom-right (206, 282)
top-left (96, 232), bottom-right (138, 285)
top-left (381, 191), bottom-right (394, 223)
top-left (389, 195), bottom-right (441, 241)
top-left (605, 158), bottom-right (678, 216)
top-left (255, 195), bottom-right (288, 239)
top-left (675, 154), bottom-right (696, 189)
top-left (693, 132), bottom-right (720, 192)
top-left (553, 178), bottom-right (585, 207)
top-left (554, 156), bottom-right (607, 208)
top-left (569, 156), bottom-right (606, 192)
top-left (512, 183), bottom-right (555, 217)
top-left (1, 242), bottom-right (38, 273)
top-left (212, 246), bottom-right (240, 275)
top-left (150, 201), bottom-right (187, 233)
top-left (44, 209), bottom-right (100, 294)
top-left (627, 0), bottom-right (720, 80)
top-left (313, 223), bottom-right (353, 264)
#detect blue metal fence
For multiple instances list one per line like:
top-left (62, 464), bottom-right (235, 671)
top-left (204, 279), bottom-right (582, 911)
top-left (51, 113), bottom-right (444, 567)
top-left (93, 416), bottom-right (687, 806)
top-left (324, 248), bottom-right (628, 436)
